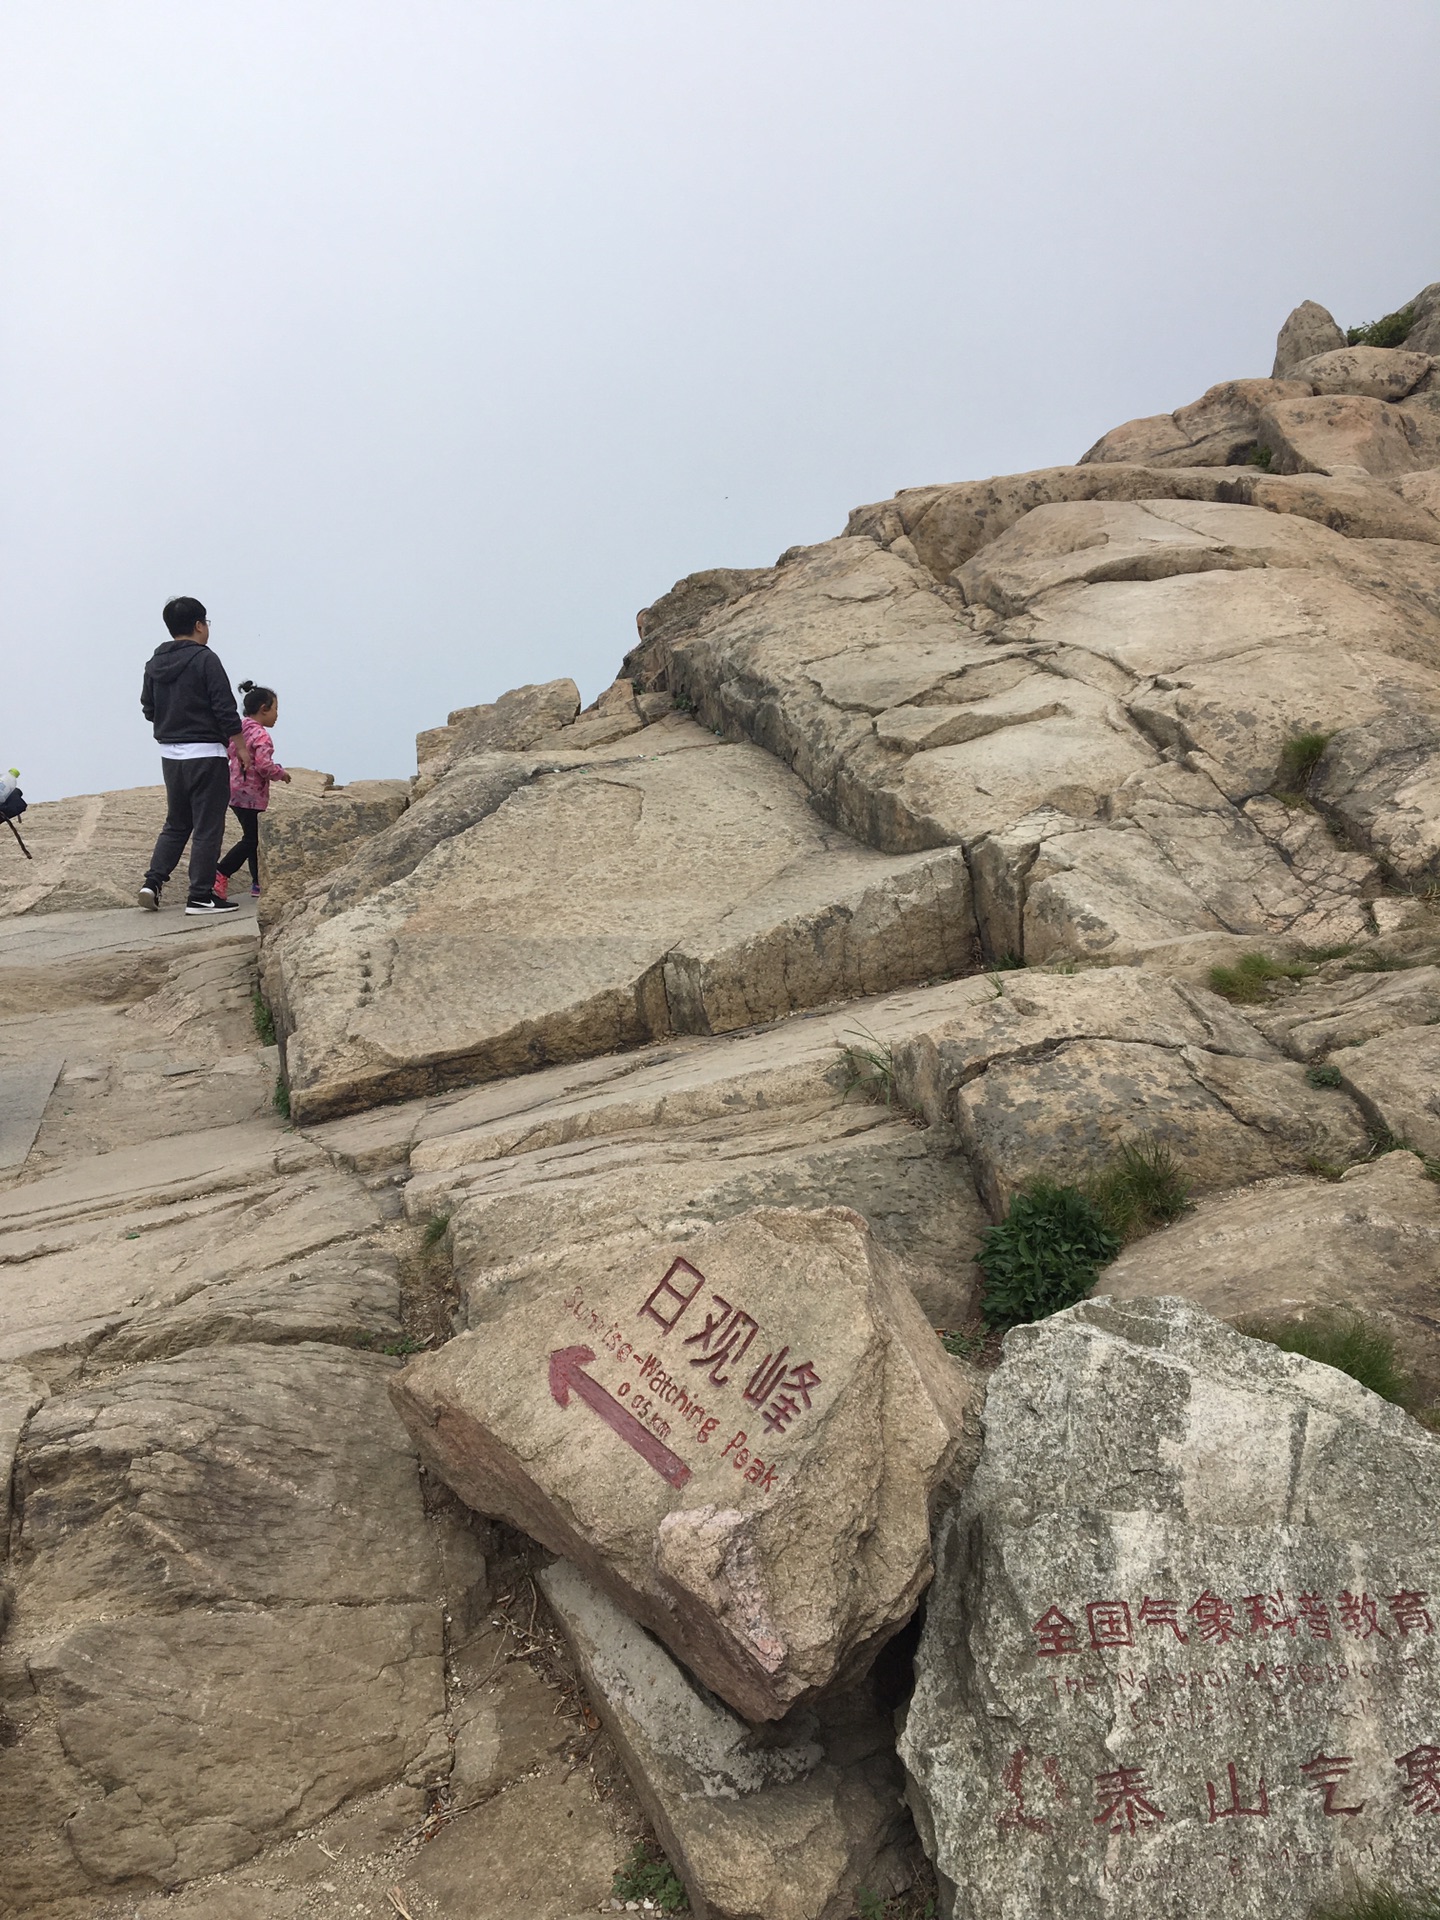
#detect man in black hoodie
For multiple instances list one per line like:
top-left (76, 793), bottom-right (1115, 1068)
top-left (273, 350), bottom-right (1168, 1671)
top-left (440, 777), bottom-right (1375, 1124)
top-left (139, 597), bottom-right (252, 916)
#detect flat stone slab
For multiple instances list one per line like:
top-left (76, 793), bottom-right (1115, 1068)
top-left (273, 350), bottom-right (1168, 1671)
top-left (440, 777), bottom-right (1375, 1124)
top-left (267, 730), bottom-right (977, 1123)
top-left (0, 1053), bottom-right (62, 1172)
top-left (901, 1296), bottom-right (1440, 1920)
top-left (392, 1206), bottom-right (978, 1721)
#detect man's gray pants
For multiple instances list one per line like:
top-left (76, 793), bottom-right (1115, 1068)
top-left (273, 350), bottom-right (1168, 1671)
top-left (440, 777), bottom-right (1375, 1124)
top-left (145, 757), bottom-right (231, 904)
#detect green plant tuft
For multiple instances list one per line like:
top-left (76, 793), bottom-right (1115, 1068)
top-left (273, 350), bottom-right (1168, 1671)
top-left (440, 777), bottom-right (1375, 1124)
top-left (1086, 1137), bottom-right (1192, 1243)
top-left (1344, 950), bottom-right (1418, 973)
top-left (1240, 1307), bottom-right (1413, 1408)
top-left (1298, 942), bottom-right (1355, 963)
top-left (1272, 730), bottom-right (1335, 802)
top-left (1307, 1064), bottom-right (1344, 1089)
top-left (251, 989), bottom-right (277, 1046)
top-left (423, 1212), bottom-right (451, 1248)
top-left (383, 1335), bottom-right (428, 1357)
top-left (1345, 304), bottom-right (1417, 349)
top-left (839, 1029), bottom-right (897, 1107)
top-left (1310, 1878), bottom-right (1440, 1919)
top-left (855, 1891), bottom-right (936, 1920)
top-left (272, 1077), bottom-right (290, 1120)
top-left (1244, 442), bottom-right (1274, 470)
top-left (991, 951), bottom-right (1027, 970)
top-left (612, 1841), bottom-right (688, 1914)
top-left (939, 1327), bottom-right (985, 1362)
top-left (1206, 951), bottom-right (1311, 1003)
top-left (979, 1182), bottom-right (1120, 1328)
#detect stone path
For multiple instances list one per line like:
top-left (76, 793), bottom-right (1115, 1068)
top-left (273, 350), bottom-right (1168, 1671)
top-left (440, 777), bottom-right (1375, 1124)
top-left (0, 898), bottom-right (647, 1920)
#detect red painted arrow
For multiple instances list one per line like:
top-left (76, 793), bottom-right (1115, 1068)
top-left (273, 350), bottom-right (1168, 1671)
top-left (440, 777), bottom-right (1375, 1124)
top-left (548, 1345), bottom-right (692, 1490)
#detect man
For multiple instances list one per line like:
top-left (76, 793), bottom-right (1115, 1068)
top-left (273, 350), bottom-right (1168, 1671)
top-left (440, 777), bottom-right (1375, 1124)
top-left (139, 597), bottom-right (251, 916)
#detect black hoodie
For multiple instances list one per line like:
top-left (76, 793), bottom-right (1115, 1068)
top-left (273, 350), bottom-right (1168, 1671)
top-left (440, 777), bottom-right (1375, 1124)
top-left (141, 640), bottom-right (243, 747)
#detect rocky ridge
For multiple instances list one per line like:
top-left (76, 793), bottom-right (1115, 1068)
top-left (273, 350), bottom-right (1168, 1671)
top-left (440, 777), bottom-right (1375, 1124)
top-left (3, 283), bottom-right (1440, 1920)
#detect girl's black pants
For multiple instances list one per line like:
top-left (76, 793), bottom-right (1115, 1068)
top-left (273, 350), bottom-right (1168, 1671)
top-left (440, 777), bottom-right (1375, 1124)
top-left (218, 806), bottom-right (261, 884)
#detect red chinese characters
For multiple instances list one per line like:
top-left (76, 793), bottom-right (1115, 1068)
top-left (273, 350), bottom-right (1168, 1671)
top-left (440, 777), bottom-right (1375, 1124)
top-left (1396, 1745), bottom-right (1440, 1814)
top-left (1026, 1583), bottom-right (1430, 1654)
top-left (1086, 1601), bottom-right (1134, 1651)
top-left (633, 1258), bottom-right (824, 1433)
top-left (1093, 1766), bottom-right (1165, 1836)
top-left (1299, 1751), bottom-right (1365, 1817)
top-left (1205, 1762), bottom-right (1270, 1822)
top-left (1188, 1590), bottom-right (1238, 1646)
top-left (1031, 1607), bottom-right (1080, 1657)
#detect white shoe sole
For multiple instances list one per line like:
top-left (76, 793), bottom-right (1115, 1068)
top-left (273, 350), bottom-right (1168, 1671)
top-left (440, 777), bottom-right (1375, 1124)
top-left (138, 889), bottom-right (160, 911)
top-left (185, 902), bottom-right (240, 916)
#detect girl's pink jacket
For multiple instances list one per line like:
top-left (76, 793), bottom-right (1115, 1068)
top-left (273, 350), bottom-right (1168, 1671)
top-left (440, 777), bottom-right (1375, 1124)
top-left (229, 717), bottom-right (286, 810)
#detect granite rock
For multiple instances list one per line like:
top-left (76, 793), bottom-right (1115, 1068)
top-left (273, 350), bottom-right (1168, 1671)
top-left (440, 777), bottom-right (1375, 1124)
top-left (900, 1295), bottom-right (1440, 1920)
top-left (391, 1206), bottom-right (979, 1721)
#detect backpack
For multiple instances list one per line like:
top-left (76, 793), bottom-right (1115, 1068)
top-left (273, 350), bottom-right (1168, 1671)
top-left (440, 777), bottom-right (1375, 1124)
top-left (0, 784), bottom-right (24, 824)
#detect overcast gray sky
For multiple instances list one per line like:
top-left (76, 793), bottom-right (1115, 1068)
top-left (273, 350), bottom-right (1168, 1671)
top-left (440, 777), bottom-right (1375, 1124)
top-left (3, 1), bottom-right (1437, 802)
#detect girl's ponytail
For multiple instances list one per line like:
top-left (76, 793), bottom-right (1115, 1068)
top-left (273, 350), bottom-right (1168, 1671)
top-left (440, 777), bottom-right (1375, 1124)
top-left (238, 681), bottom-right (277, 717)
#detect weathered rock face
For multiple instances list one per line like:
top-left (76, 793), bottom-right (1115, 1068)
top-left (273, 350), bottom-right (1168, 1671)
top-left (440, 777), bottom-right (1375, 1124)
top-left (900, 1296), bottom-right (1440, 1920)
top-left (540, 1559), bottom-right (917, 1920)
top-left (888, 967), bottom-right (1369, 1211)
top-left (392, 1206), bottom-right (979, 1721)
top-left (1271, 298), bottom-right (1347, 377)
top-left (1290, 344), bottom-right (1434, 402)
top-left (414, 675), bottom-right (581, 785)
top-left (1078, 379), bottom-right (1312, 469)
top-left (254, 776), bottom-right (409, 924)
top-left (268, 726), bottom-right (977, 1122)
top-left (1104, 1152), bottom-right (1440, 1405)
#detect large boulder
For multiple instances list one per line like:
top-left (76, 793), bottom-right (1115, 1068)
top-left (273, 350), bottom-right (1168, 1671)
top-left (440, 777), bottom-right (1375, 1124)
top-left (414, 676), bottom-right (581, 786)
top-left (540, 1558), bottom-right (917, 1920)
top-left (0, 1343), bottom-right (452, 1906)
top-left (390, 1206), bottom-right (979, 1721)
top-left (1271, 298), bottom-right (1346, 376)
top-left (900, 1295), bottom-right (1440, 1920)
top-left (888, 967), bottom-right (1370, 1211)
top-left (1078, 380), bottom-right (1311, 469)
top-left (1258, 391), bottom-right (1419, 476)
top-left (1289, 344), bottom-right (1434, 401)
top-left (1104, 1152), bottom-right (1440, 1404)
top-left (267, 728), bottom-right (977, 1123)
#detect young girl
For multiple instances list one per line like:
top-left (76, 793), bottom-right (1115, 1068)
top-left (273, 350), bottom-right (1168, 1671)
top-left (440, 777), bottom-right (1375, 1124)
top-left (215, 681), bottom-right (291, 899)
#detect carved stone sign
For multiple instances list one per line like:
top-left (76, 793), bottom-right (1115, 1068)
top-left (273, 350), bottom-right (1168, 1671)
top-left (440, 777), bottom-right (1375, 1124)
top-left (900, 1297), bottom-right (1440, 1919)
top-left (391, 1206), bottom-right (976, 1721)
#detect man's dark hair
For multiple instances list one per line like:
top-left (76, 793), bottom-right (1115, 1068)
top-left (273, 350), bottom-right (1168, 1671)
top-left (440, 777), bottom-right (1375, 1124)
top-left (162, 596), bottom-right (207, 637)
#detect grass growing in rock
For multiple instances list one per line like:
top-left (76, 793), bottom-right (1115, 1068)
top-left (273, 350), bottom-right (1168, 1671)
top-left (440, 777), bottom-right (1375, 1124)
top-left (272, 1076), bottom-right (290, 1121)
top-left (1346, 303), bottom-right (1417, 348)
top-left (611, 1840), bottom-right (688, 1914)
top-left (1087, 1138), bottom-right (1192, 1243)
top-left (1240, 1308), bottom-right (1414, 1408)
top-left (979, 1139), bottom-right (1191, 1329)
top-left (838, 1029), bottom-right (898, 1108)
top-left (979, 1184), bottom-right (1121, 1328)
top-left (1307, 1064), bottom-right (1344, 1089)
top-left (1207, 951), bottom-right (1311, 1003)
top-left (1271, 729), bottom-right (1335, 804)
top-left (1311, 1881), bottom-right (1440, 1920)
top-left (423, 1211), bottom-right (451, 1248)
top-left (251, 988), bottom-right (277, 1045)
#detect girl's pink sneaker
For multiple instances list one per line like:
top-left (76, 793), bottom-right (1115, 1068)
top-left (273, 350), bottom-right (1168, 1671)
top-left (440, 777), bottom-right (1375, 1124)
top-left (213, 873), bottom-right (229, 901)
top-left (251, 883), bottom-right (261, 897)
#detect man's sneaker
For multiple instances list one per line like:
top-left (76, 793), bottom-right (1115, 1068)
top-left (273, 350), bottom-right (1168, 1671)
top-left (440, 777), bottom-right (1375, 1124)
top-left (138, 881), bottom-right (162, 911)
top-left (213, 872), bottom-right (229, 901)
top-left (185, 894), bottom-right (240, 917)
